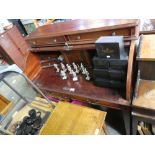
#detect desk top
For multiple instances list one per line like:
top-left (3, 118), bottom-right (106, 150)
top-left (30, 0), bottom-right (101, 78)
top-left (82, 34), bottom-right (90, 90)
top-left (133, 79), bottom-right (155, 110)
top-left (26, 19), bottom-right (139, 39)
top-left (40, 102), bottom-right (106, 135)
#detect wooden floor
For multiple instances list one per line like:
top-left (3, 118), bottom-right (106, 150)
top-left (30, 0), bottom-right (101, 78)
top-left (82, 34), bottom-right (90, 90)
top-left (34, 68), bottom-right (129, 109)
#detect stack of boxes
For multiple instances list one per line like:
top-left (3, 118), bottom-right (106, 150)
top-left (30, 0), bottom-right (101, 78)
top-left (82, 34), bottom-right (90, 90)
top-left (93, 36), bottom-right (128, 89)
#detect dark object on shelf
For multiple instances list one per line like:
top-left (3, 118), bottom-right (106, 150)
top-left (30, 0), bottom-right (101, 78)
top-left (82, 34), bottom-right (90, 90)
top-left (93, 36), bottom-right (128, 89)
top-left (93, 56), bottom-right (128, 70)
top-left (95, 36), bottom-right (127, 59)
top-left (15, 109), bottom-right (42, 135)
top-left (28, 109), bottom-right (37, 119)
top-left (94, 78), bottom-right (125, 89)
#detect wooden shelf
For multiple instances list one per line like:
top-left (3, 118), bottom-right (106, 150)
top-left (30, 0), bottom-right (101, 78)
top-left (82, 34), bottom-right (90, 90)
top-left (133, 79), bottom-right (155, 110)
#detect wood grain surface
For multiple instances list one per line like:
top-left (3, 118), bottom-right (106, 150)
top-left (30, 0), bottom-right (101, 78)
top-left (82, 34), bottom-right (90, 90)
top-left (34, 68), bottom-right (129, 109)
top-left (26, 19), bottom-right (139, 39)
top-left (137, 34), bottom-right (155, 61)
top-left (40, 102), bottom-right (106, 135)
top-left (133, 79), bottom-right (155, 110)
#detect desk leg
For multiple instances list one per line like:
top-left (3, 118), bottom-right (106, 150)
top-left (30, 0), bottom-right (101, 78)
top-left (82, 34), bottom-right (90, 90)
top-left (122, 109), bottom-right (131, 135)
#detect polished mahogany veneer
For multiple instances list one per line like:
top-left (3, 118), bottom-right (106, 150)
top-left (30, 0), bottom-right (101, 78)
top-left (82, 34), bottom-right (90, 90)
top-left (34, 68), bottom-right (128, 109)
top-left (25, 19), bottom-right (139, 50)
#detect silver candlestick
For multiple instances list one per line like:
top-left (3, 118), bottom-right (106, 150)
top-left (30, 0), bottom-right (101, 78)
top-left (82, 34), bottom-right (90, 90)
top-left (85, 68), bottom-right (90, 80)
top-left (80, 63), bottom-right (85, 74)
top-left (72, 62), bottom-right (79, 74)
top-left (53, 64), bottom-right (60, 72)
top-left (67, 65), bottom-right (73, 74)
top-left (60, 70), bottom-right (67, 80)
top-left (60, 63), bottom-right (67, 72)
top-left (72, 71), bottom-right (78, 81)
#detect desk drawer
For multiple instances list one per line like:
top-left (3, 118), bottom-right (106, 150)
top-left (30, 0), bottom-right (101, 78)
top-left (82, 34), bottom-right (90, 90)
top-left (28, 37), bottom-right (66, 47)
top-left (68, 28), bottom-right (131, 43)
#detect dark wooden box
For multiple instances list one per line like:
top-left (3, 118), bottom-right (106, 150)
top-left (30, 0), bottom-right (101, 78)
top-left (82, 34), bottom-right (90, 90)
top-left (95, 36), bottom-right (127, 59)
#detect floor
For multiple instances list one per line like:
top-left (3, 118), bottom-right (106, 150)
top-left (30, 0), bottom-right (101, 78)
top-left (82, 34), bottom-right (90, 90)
top-left (90, 104), bottom-right (126, 135)
top-left (0, 71), bottom-right (126, 135)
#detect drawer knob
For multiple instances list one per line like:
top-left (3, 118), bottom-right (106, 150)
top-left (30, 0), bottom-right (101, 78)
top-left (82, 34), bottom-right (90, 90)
top-left (54, 39), bottom-right (57, 43)
top-left (32, 41), bottom-right (36, 45)
top-left (77, 36), bottom-right (80, 40)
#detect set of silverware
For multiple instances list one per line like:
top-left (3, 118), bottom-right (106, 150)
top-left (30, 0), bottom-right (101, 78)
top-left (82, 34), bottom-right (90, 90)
top-left (53, 62), bottom-right (90, 81)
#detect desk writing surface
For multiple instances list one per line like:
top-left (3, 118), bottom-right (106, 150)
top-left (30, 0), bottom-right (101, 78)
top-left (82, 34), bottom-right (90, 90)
top-left (40, 102), bottom-right (106, 135)
top-left (133, 79), bottom-right (155, 110)
top-left (34, 68), bottom-right (128, 109)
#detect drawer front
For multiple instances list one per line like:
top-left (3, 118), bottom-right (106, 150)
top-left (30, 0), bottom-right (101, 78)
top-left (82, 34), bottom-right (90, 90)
top-left (93, 57), bottom-right (128, 70)
top-left (93, 78), bottom-right (125, 89)
top-left (109, 70), bottom-right (126, 80)
top-left (93, 69), bottom-right (126, 80)
top-left (28, 36), bottom-right (66, 47)
top-left (139, 61), bottom-right (155, 80)
top-left (93, 69), bottom-right (109, 79)
top-left (68, 28), bottom-right (131, 43)
top-left (109, 60), bottom-right (128, 70)
top-left (93, 57), bottom-right (109, 69)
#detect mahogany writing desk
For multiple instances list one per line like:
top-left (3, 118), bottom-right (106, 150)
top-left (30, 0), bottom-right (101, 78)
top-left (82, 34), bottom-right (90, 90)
top-left (25, 19), bottom-right (139, 134)
top-left (0, 20), bottom-right (140, 134)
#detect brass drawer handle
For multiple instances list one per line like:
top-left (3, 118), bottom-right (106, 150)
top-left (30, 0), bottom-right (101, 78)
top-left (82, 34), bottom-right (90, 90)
top-left (32, 41), bottom-right (36, 45)
top-left (53, 39), bottom-right (57, 43)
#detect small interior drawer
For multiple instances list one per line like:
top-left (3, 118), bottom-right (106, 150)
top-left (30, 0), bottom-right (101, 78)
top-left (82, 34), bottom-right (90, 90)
top-left (28, 36), bottom-right (66, 47)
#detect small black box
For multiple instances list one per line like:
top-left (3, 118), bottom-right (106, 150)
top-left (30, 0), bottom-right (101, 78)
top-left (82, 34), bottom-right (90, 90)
top-left (95, 36), bottom-right (127, 59)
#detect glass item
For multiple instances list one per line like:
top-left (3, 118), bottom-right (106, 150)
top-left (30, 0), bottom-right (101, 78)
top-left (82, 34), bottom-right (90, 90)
top-left (0, 64), bottom-right (55, 134)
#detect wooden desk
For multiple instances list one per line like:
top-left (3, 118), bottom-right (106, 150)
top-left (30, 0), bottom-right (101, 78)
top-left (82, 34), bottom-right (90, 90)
top-left (27, 19), bottom-right (140, 135)
top-left (0, 20), bottom-right (140, 134)
top-left (40, 102), bottom-right (106, 135)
